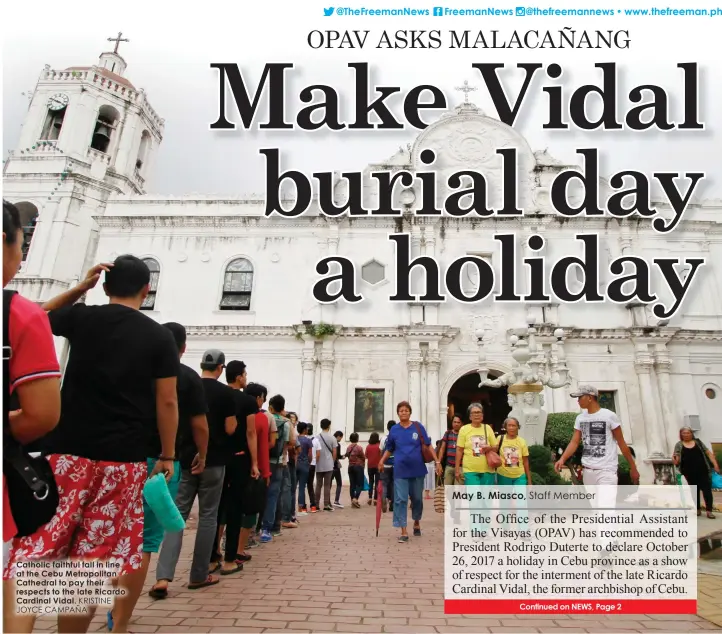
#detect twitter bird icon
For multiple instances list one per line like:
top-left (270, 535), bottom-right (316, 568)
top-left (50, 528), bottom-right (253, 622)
top-left (323, 7), bottom-right (334, 16)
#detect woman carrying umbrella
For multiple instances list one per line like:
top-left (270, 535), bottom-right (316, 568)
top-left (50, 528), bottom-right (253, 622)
top-left (378, 401), bottom-right (442, 543)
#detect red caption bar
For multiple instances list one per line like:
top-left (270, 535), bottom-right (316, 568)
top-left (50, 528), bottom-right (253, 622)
top-left (445, 599), bottom-right (697, 615)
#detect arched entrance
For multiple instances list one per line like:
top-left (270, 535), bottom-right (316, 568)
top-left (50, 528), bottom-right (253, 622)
top-left (447, 371), bottom-right (511, 434)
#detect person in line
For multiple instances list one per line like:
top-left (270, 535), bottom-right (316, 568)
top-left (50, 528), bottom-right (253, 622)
top-left (308, 424), bottom-right (319, 512)
top-left (196, 350), bottom-right (241, 575)
top-left (314, 419), bottom-right (337, 512)
top-left (151, 325), bottom-right (221, 595)
top-left (455, 403), bottom-right (497, 485)
top-left (380, 421), bottom-right (396, 512)
top-left (275, 410), bottom-right (298, 531)
top-left (378, 402), bottom-right (441, 543)
top-left (287, 412), bottom-right (300, 522)
top-left (223, 361), bottom-right (260, 565)
top-left (365, 432), bottom-right (382, 506)
top-left (439, 415), bottom-right (463, 485)
top-left (554, 384), bottom-right (640, 485)
top-left (247, 383), bottom-right (275, 548)
top-left (259, 395), bottom-right (291, 543)
top-left (673, 427), bottom-right (720, 518)
top-left (2, 200), bottom-right (62, 634)
top-left (345, 433), bottom-right (366, 507)
top-left (332, 431), bottom-right (345, 508)
top-left (7, 255), bottom-right (180, 634)
top-left (296, 422), bottom-right (313, 515)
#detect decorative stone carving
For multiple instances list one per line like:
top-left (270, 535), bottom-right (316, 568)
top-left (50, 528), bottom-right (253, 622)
top-left (507, 394), bottom-right (516, 408)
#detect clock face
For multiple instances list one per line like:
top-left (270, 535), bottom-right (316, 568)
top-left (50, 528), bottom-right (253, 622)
top-left (47, 93), bottom-right (69, 111)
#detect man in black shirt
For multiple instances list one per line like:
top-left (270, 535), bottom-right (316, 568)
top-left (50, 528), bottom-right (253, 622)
top-left (218, 360), bottom-right (260, 566)
top-left (153, 327), bottom-right (231, 595)
top-left (20, 255), bottom-right (179, 634)
top-left (196, 349), bottom-right (241, 576)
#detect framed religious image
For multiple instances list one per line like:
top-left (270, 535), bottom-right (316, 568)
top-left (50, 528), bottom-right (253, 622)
top-left (353, 388), bottom-right (385, 433)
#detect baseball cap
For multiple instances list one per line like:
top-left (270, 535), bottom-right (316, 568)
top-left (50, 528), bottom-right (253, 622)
top-left (200, 349), bottom-right (226, 370)
top-left (570, 384), bottom-right (598, 398)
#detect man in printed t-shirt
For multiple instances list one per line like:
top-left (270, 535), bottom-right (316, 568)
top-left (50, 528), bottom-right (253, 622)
top-left (5, 254), bottom-right (180, 634)
top-left (555, 384), bottom-right (639, 486)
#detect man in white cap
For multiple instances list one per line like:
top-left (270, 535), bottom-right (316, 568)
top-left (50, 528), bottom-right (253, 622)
top-left (554, 384), bottom-right (639, 486)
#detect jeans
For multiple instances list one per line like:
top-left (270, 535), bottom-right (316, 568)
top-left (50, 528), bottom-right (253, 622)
top-left (156, 466), bottom-right (225, 585)
top-left (289, 458), bottom-right (298, 518)
top-left (348, 465), bottom-right (365, 499)
top-left (367, 467), bottom-right (380, 500)
top-left (297, 464), bottom-right (310, 508)
top-left (382, 467), bottom-right (394, 502)
top-left (333, 467), bottom-right (342, 503)
top-left (277, 464), bottom-right (292, 523)
top-left (393, 476), bottom-right (424, 529)
top-left (315, 470), bottom-right (333, 508)
top-left (213, 454), bottom-right (253, 562)
top-left (261, 463), bottom-right (284, 532)
top-left (307, 465), bottom-right (317, 507)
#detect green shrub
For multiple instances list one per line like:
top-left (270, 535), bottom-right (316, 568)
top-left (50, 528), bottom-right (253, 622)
top-left (527, 444), bottom-right (570, 485)
top-left (531, 472), bottom-right (546, 486)
top-left (544, 412), bottom-right (583, 465)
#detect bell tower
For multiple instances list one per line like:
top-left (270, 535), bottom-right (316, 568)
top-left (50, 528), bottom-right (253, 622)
top-left (3, 33), bottom-right (164, 302)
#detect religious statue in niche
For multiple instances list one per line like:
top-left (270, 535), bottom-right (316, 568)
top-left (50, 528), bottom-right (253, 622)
top-left (354, 388), bottom-right (385, 433)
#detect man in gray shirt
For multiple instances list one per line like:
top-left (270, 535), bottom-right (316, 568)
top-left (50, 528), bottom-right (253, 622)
top-left (314, 418), bottom-right (337, 511)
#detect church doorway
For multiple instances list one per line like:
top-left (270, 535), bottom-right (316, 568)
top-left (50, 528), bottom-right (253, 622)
top-left (446, 371), bottom-right (511, 434)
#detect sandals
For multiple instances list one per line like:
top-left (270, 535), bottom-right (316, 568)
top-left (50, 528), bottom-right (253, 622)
top-left (209, 562), bottom-right (221, 574)
top-left (148, 584), bottom-right (168, 599)
top-left (707, 512), bottom-right (716, 519)
top-left (188, 575), bottom-right (220, 590)
top-left (398, 535), bottom-right (409, 543)
top-left (220, 563), bottom-right (244, 576)
top-left (413, 526), bottom-right (422, 537)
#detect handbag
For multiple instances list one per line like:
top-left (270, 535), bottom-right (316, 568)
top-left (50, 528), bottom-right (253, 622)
top-left (412, 422), bottom-right (435, 464)
top-left (712, 471), bottom-right (722, 490)
top-left (434, 474), bottom-right (445, 514)
top-left (484, 426), bottom-right (502, 470)
top-left (3, 290), bottom-right (60, 538)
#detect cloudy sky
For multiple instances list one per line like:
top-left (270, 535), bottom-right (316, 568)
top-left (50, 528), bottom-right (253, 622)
top-left (3, 0), bottom-right (721, 199)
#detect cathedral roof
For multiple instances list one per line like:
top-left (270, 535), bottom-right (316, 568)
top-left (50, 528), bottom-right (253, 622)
top-left (64, 66), bottom-right (135, 89)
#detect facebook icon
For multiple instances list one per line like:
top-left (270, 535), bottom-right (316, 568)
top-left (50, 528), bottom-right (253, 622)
top-left (433, 6), bottom-right (444, 16)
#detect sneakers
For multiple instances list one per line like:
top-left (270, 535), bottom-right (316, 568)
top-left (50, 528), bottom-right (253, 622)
top-left (260, 531), bottom-right (273, 543)
top-left (309, 506), bottom-right (319, 513)
top-left (272, 529), bottom-right (282, 537)
top-left (297, 510), bottom-right (308, 517)
top-left (281, 521), bottom-right (298, 529)
top-left (323, 505), bottom-right (334, 512)
top-left (333, 502), bottom-right (344, 508)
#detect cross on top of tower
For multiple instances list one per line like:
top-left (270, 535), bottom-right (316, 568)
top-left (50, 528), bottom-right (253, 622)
top-left (107, 32), bottom-right (129, 54)
top-left (454, 79), bottom-right (477, 103)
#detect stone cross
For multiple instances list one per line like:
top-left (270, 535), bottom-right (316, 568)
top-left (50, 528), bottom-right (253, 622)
top-left (455, 80), bottom-right (477, 103)
top-left (107, 32), bottom-right (129, 54)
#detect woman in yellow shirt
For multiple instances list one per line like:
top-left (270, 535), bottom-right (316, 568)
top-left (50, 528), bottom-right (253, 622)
top-left (496, 417), bottom-right (532, 486)
top-left (455, 403), bottom-right (497, 485)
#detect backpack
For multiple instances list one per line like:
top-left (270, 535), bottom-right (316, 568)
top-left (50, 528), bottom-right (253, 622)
top-left (269, 416), bottom-right (286, 460)
top-left (3, 290), bottom-right (60, 537)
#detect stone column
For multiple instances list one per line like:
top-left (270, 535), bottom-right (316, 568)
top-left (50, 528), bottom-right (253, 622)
top-left (654, 344), bottom-right (677, 455)
top-left (299, 343), bottom-right (317, 424)
top-left (317, 343), bottom-right (335, 421)
top-left (407, 341), bottom-right (423, 419)
top-left (634, 343), bottom-right (665, 457)
top-left (426, 344), bottom-right (441, 440)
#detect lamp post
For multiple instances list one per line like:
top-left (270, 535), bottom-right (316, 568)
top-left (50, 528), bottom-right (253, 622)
top-left (477, 318), bottom-right (572, 446)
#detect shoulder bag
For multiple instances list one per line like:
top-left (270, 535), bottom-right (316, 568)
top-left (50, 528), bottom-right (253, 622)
top-left (412, 421), bottom-right (435, 464)
top-left (484, 425), bottom-right (502, 470)
top-left (3, 290), bottom-right (60, 537)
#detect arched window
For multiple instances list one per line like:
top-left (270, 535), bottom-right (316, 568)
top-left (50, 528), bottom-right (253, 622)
top-left (136, 130), bottom-right (151, 171)
top-left (141, 258), bottom-right (160, 310)
top-left (90, 105), bottom-right (120, 154)
top-left (15, 202), bottom-right (39, 262)
top-left (220, 258), bottom-right (253, 310)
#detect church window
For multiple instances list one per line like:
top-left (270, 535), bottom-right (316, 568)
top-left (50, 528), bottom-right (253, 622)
top-left (90, 105), bottom-right (120, 154)
top-left (220, 258), bottom-right (253, 310)
top-left (40, 108), bottom-right (66, 141)
top-left (361, 259), bottom-right (385, 285)
top-left (598, 390), bottom-right (617, 413)
top-left (141, 258), bottom-right (160, 310)
top-left (706, 388), bottom-right (717, 400)
top-left (136, 130), bottom-right (151, 171)
top-left (15, 202), bottom-right (39, 262)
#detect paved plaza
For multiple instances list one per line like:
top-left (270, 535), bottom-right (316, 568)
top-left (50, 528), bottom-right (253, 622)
top-left (28, 495), bottom-right (722, 634)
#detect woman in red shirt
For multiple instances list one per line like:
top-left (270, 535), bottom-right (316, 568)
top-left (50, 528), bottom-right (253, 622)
top-left (365, 432), bottom-right (382, 506)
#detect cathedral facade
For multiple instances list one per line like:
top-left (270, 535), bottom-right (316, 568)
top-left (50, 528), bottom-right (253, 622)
top-left (5, 47), bottom-right (722, 479)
